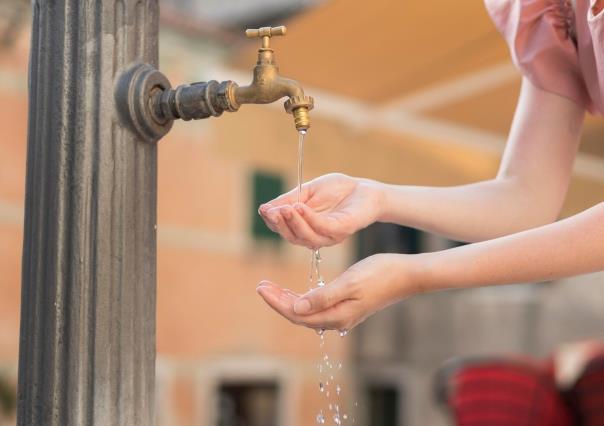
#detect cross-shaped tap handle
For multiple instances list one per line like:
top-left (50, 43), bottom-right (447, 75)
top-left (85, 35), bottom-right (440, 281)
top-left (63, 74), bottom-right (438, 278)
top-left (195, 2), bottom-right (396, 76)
top-left (245, 26), bottom-right (287, 49)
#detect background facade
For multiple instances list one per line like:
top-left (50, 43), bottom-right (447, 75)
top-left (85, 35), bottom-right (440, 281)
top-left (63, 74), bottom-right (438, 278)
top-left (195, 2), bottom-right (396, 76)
top-left (1, 0), bottom-right (604, 425)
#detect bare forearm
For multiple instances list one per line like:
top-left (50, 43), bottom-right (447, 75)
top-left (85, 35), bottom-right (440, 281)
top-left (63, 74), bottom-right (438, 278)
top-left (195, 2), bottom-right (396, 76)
top-left (413, 203), bottom-right (604, 293)
top-left (376, 178), bottom-right (559, 243)
top-left (375, 80), bottom-right (583, 243)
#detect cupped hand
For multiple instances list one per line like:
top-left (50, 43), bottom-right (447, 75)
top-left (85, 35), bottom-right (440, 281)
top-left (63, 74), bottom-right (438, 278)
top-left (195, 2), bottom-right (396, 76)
top-left (256, 254), bottom-right (421, 331)
top-left (258, 173), bottom-right (384, 249)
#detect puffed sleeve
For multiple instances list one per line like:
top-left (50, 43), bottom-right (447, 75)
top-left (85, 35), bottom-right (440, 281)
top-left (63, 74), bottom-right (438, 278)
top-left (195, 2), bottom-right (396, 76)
top-left (484, 0), bottom-right (591, 109)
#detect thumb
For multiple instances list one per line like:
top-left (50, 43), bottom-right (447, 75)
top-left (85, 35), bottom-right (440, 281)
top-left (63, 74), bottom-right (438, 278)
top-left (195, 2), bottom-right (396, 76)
top-left (263, 184), bottom-right (308, 209)
top-left (293, 283), bottom-right (345, 315)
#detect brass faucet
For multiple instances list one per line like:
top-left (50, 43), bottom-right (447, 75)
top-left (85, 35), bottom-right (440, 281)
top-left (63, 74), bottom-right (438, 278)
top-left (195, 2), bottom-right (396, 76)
top-left (124, 25), bottom-right (314, 141)
top-left (235, 26), bottom-right (314, 131)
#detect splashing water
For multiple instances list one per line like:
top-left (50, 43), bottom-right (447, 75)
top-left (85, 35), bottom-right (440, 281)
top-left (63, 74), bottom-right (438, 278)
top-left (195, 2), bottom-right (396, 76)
top-left (312, 268), bottom-right (354, 424)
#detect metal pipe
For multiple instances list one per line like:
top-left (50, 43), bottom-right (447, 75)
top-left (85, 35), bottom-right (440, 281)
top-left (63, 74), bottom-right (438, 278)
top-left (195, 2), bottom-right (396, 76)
top-left (153, 80), bottom-right (240, 122)
top-left (18, 1), bottom-right (159, 424)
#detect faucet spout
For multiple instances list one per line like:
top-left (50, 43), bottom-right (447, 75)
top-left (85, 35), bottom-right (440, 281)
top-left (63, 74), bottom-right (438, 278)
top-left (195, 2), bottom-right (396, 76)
top-left (232, 34), bottom-right (314, 131)
top-left (234, 76), bottom-right (313, 132)
top-left (234, 76), bottom-right (304, 106)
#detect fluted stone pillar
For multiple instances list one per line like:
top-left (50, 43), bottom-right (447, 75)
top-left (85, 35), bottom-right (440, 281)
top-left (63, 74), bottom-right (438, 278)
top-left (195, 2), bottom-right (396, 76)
top-left (18, 1), bottom-right (159, 424)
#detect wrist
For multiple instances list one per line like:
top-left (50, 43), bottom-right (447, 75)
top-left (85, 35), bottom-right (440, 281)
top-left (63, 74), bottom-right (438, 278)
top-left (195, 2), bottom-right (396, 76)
top-left (405, 252), bottom-right (437, 296)
top-left (357, 178), bottom-right (389, 224)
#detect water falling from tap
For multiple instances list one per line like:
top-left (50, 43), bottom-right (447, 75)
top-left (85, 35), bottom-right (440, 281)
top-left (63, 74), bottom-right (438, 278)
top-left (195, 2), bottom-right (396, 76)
top-left (297, 129), bottom-right (306, 204)
top-left (295, 129), bottom-right (355, 424)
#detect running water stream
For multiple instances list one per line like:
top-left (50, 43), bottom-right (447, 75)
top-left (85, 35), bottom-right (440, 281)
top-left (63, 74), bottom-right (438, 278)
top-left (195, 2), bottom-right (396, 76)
top-left (296, 129), bottom-right (353, 425)
top-left (297, 130), bottom-right (306, 205)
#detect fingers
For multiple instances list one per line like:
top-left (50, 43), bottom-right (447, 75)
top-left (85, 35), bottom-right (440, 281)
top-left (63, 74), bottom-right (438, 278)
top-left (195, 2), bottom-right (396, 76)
top-left (258, 202), bottom-right (347, 248)
top-left (257, 281), bottom-right (298, 318)
top-left (258, 203), bottom-right (281, 232)
top-left (259, 184), bottom-right (308, 211)
top-left (257, 182), bottom-right (313, 234)
top-left (280, 205), bottom-right (333, 248)
top-left (293, 280), bottom-right (351, 316)
top-left (259, 205), bottom-right (330, 248)
top-left (293, 203), bottom-right (348, 244)
top-left (258, 206), bottom-right (298, 241)
top-left (257, 204), bottom-right (298, 239)
top-left (256, 281), bottom-right (356, 330)
top-left (296, 302), bottom-right (355, 330)
top-left (256, 282), bottom-right (312, 326)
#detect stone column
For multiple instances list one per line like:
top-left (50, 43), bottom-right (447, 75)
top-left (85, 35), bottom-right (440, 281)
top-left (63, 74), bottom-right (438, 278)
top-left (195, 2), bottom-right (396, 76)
top-left (18, 1), bottom-right (159, 424)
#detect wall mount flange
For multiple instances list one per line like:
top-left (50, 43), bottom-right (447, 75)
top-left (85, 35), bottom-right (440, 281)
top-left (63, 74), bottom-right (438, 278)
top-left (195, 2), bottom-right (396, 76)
top-left (115, 62), bottom-right (173, 142)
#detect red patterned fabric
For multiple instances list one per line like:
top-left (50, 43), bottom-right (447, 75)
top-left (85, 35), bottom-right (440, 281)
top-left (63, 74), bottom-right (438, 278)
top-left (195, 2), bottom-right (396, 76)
top-left (568, 354), bottom-right (604, 426)
top-left (449, 361), bottom-right (574, 426)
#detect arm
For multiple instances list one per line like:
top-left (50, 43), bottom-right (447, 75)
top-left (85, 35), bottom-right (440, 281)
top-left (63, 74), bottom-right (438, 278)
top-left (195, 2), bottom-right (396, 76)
top-left (257, 202), bottom-right (604, 331)
top-left (421, 202), bottom-right (604, 291)
top-left (259, 78), bottom-right (584, 246)
top-left (379, 78), bottom-right (584, 242)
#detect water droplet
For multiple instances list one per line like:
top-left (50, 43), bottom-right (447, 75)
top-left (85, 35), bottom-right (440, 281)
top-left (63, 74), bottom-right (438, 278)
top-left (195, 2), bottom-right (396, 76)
top-left (336, 385), bottom-right (341, 395)
top-left (317, 279), bottom-right (326, 287)
top-left (316, 412), bottom-right (325, 424)
top-left (339, 329), bottom-right (348, 337)
top-left (315, 328), bottom-right (325, 336)
top-left (330, 375), bottom-right (334, 381)
top-left (337, 362), bottom-right (342, 370)
top-left (328, 404), bottom-right (333, 410)
top-left (333, 413), bottom-right (342, 425)
top-left (326, 391), bottom-right (330, 397)
top-left (319, 382), bottom-right (324, 392)
top-left (343, 414), bottom-right (348, 420)
top-left (324, 355), bottom-right (329, 361)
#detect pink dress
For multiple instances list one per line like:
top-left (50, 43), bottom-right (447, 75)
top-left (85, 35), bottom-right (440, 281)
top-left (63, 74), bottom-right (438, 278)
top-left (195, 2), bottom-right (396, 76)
top-left (484, 0), bottom-right (604, 115)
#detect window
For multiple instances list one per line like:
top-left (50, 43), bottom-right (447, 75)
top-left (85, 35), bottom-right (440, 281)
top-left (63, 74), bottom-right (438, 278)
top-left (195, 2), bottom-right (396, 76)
top-left (250, 171), bottom-right (284, 242)
top-left (218, 382), bottom-right (279, 426)
top-left (356, 223), bottom-right (422, 260)
top-left (368, 385), bottom-right (400, 426)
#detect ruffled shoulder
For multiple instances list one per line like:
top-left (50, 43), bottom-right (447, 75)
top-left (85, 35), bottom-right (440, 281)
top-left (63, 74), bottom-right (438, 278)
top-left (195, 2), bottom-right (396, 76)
top-left (484, 0), bottom-right (591, 109)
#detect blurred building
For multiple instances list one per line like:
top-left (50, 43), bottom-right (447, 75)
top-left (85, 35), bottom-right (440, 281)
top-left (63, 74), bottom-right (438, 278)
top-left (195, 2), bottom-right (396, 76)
top-left (1, 1), bottom-right (604, 425)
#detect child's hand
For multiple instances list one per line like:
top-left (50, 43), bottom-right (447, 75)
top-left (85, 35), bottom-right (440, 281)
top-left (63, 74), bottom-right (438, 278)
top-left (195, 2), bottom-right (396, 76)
top-left (256, 254), bottom-right (421, 331)
top-left (258, 173), bottom-right (384, 249)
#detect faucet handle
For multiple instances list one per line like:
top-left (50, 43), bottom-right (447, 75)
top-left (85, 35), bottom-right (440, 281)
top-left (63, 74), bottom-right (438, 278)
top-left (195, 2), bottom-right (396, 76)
top-left (245, 26), bottom-right (287, 49)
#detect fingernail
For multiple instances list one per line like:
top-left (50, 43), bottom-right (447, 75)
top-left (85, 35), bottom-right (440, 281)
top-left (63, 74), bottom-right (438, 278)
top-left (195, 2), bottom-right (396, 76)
top-left (260, 203), bottom-right (272, 212)
top-left (282, 207), bottom-right (293, 220)
top-left (295, 204), bottom-right (304, 215)
top-left (269, 214), bottom-right (279, 224)
top-left (294, 298), bottom-right (311, 314)
top-left (256, 285), bottom-right (270, 294)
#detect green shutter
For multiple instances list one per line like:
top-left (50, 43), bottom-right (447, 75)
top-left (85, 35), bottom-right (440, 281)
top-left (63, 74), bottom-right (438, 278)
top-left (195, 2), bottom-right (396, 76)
top-left (251, 171), bottom-right (284, 241)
